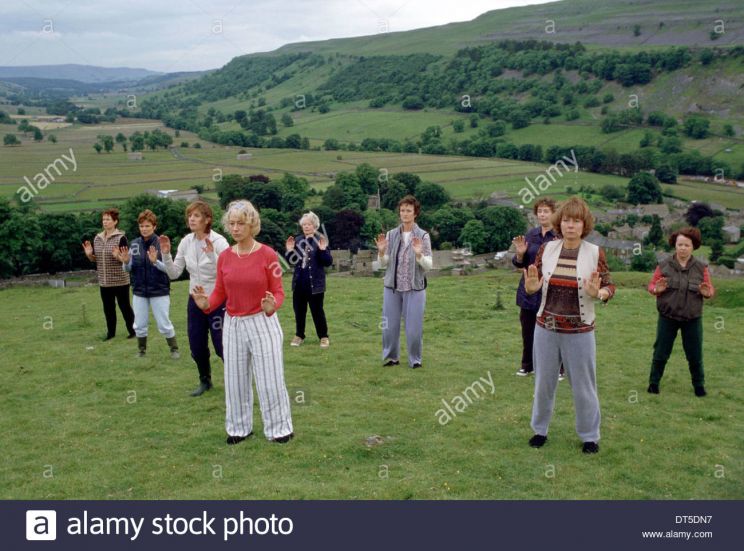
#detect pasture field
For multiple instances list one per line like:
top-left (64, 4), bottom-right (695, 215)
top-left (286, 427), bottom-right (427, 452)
top-left (1, 271), bottom-right (742, 499)
top-left (3, 119), bottom-right (744, 212)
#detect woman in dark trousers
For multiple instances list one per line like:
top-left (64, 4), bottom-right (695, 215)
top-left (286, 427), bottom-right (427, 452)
top-left (647, 227), bottom-right (714, 397)
top-left (511, 197), bottom-right (564, 379)
top-left (162, 200), bottom-right (230, 396)
top-left (284, 211), bottom-right (333, 348)
top-left (82, 208), bottom-right (135, 340)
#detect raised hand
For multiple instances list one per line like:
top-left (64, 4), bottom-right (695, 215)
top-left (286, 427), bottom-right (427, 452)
top-left (82, 240), bottom-right (94, 258)
top-left (523, 264), bottom-right (543, 294)
top-left (203, 237), bottom-right (214, 254)
top-left (655, 276), bottom-right (668, 295)
top-left (159, 235), bottom-right (171, 255)
top-left (412, 236), bottom-right (424, 257)
top-left (190, 285), bottom-right (210, 310)
top-left (699, 281), bottom-right (713, 298)
top-left (117, 246), bottom-right (130, 264)
top-left (285, 236), bottom-right (295, 252)
top-left (585, 271), bottom-right (602, 298)
top-left (513, 235), bottom-right (528, 257)
top-left (147, 245), bottom-right (158, 264)
top-left (375, 233), bottom-right (388, 255)
top-left (261, 291), bottom-right (276, 315)
top-left (318, 235), bottom-right (328, 251)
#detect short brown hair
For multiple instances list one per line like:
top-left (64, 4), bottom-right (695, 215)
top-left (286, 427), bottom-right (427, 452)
top-left (551, 197), bottom-right (594, 238)
top-left (533, 197), bottom-right (556, 215)
top-left (102, 208), bottom-right (119, 225)
top-left (398, 195), bottom-right (421, 217)
top-left (669, 227), bottom-right (701, 250)
top-left (137, 209), bottom-right (158, 226)
top-left (185, 200), bottom-right (213, 232)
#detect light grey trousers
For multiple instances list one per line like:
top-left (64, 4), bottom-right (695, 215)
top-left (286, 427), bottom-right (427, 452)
top-left (381, 287), bottom-right (426, 367)
top-left (531, 325), bottom-right (601, 442)
top-left (223, 312), bottom-right (293, 440)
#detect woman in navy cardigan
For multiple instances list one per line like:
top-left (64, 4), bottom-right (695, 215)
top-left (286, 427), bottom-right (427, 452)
top-left (284, 211), bottom-right (333, 348)
top-left (512, 198), bottom-right (561, 378)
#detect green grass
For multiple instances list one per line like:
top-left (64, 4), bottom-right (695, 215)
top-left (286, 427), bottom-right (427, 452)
top-left (1, 270), bottom-right (742, 499)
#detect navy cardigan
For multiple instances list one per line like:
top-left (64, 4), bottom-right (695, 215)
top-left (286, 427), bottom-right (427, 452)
top-left (283, 233), bottom-right (333, 295)
top-left (512, 226), bottom-right (556, 311)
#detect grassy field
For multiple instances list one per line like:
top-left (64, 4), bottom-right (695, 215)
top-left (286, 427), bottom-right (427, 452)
top-left (3, 119), bottom-right (744, 212)
top-left (1, 270), bottom-right (742, 500)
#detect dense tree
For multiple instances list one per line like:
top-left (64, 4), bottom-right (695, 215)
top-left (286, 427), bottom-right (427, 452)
top-left (380, 180), bottom-right (409, 211)
top-left (698, 216), bottom-right (724, 243)
top-left (626, 172), bottom-right (662, 204)
top-left (322, 173), bottom-right (367, 211)
top-left (355, 163), bottom-right (380, 195)
top-left (458, 219), bottom-right (487, 253)
top-left (115, 132), bottom-right (128, 151)
top-left (644, 215), bottom-right (664, 247)
top-left (683, 117), bottom-right (710, 139)
top-left (630, 250), bottom-right (657, 272)
top-left (415, 182), bottom-right (450, 210)
top-left (475, 206), bottom-right (527, 251)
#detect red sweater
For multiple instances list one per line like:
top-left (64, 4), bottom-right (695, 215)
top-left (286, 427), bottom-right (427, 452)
top-left (207, 245), bottom-right (285, 316)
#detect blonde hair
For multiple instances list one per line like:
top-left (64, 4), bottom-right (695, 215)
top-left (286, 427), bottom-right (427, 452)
top-left (222, 200), bottom-right (260, 237)
top-left (299, 211), bottom-right (320, 230)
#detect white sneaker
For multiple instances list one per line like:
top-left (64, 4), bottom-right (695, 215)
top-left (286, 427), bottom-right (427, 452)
top-left (558, 373), bottom-right (566, 382)
top-left (516, 368), bottom-right (533, 377)
top-left (320, 337), bottom-right (330, 349)
top-left (290, 336), bottom-right (304, 347)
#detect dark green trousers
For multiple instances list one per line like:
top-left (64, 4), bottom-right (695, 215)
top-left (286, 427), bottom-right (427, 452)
top-left (649, 315), bottom-right (704, 387)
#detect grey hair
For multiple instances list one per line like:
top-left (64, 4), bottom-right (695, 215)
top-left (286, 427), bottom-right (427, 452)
top-left (299, 211), bottom-right (320, 230)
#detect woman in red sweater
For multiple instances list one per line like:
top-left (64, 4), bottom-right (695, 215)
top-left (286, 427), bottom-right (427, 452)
top-left (191, 200), bottom-right (294, 445)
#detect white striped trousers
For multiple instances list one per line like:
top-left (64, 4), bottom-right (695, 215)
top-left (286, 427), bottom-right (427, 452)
top-left (223, 311), bottom-right (294, 440)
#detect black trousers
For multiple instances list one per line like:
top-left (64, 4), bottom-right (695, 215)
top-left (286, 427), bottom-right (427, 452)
top-left (293, 288), bottom-right (328, 340)
top-left (187, 296), bottom-right (225, 383)
top-left (519, 308), bottom-right (537, 371)
top-left (100, 284), bottom-right (135, 337)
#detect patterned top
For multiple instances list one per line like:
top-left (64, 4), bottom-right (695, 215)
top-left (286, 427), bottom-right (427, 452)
top-left (536, 245), bottom-right (614, 334)
top-left (93, 229), bottom-right (129, 287)
top-left (396, 232), bottom-right (414, 291)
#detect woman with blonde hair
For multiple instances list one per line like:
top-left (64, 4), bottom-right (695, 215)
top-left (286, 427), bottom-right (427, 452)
top-left (523, 197), bottom-right (615, 454)
top-left (191, 200), bottom-right (294, 444)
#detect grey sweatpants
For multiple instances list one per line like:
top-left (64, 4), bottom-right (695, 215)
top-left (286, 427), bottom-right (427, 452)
top-left (382, 287), bottom-right (426, 367)
top-left (531, 325), bottom-right (601, 442)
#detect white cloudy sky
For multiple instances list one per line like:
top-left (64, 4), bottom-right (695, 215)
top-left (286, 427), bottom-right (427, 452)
top-left (0, 0), bottom-right (552, 72)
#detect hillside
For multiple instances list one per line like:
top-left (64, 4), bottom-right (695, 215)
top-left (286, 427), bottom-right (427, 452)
top-left (132, 34), bottom-right (744, 191)
top-left (0, 64), bottom-right (161, 83)
top-left (271, 0), bottom-right (744, 57)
